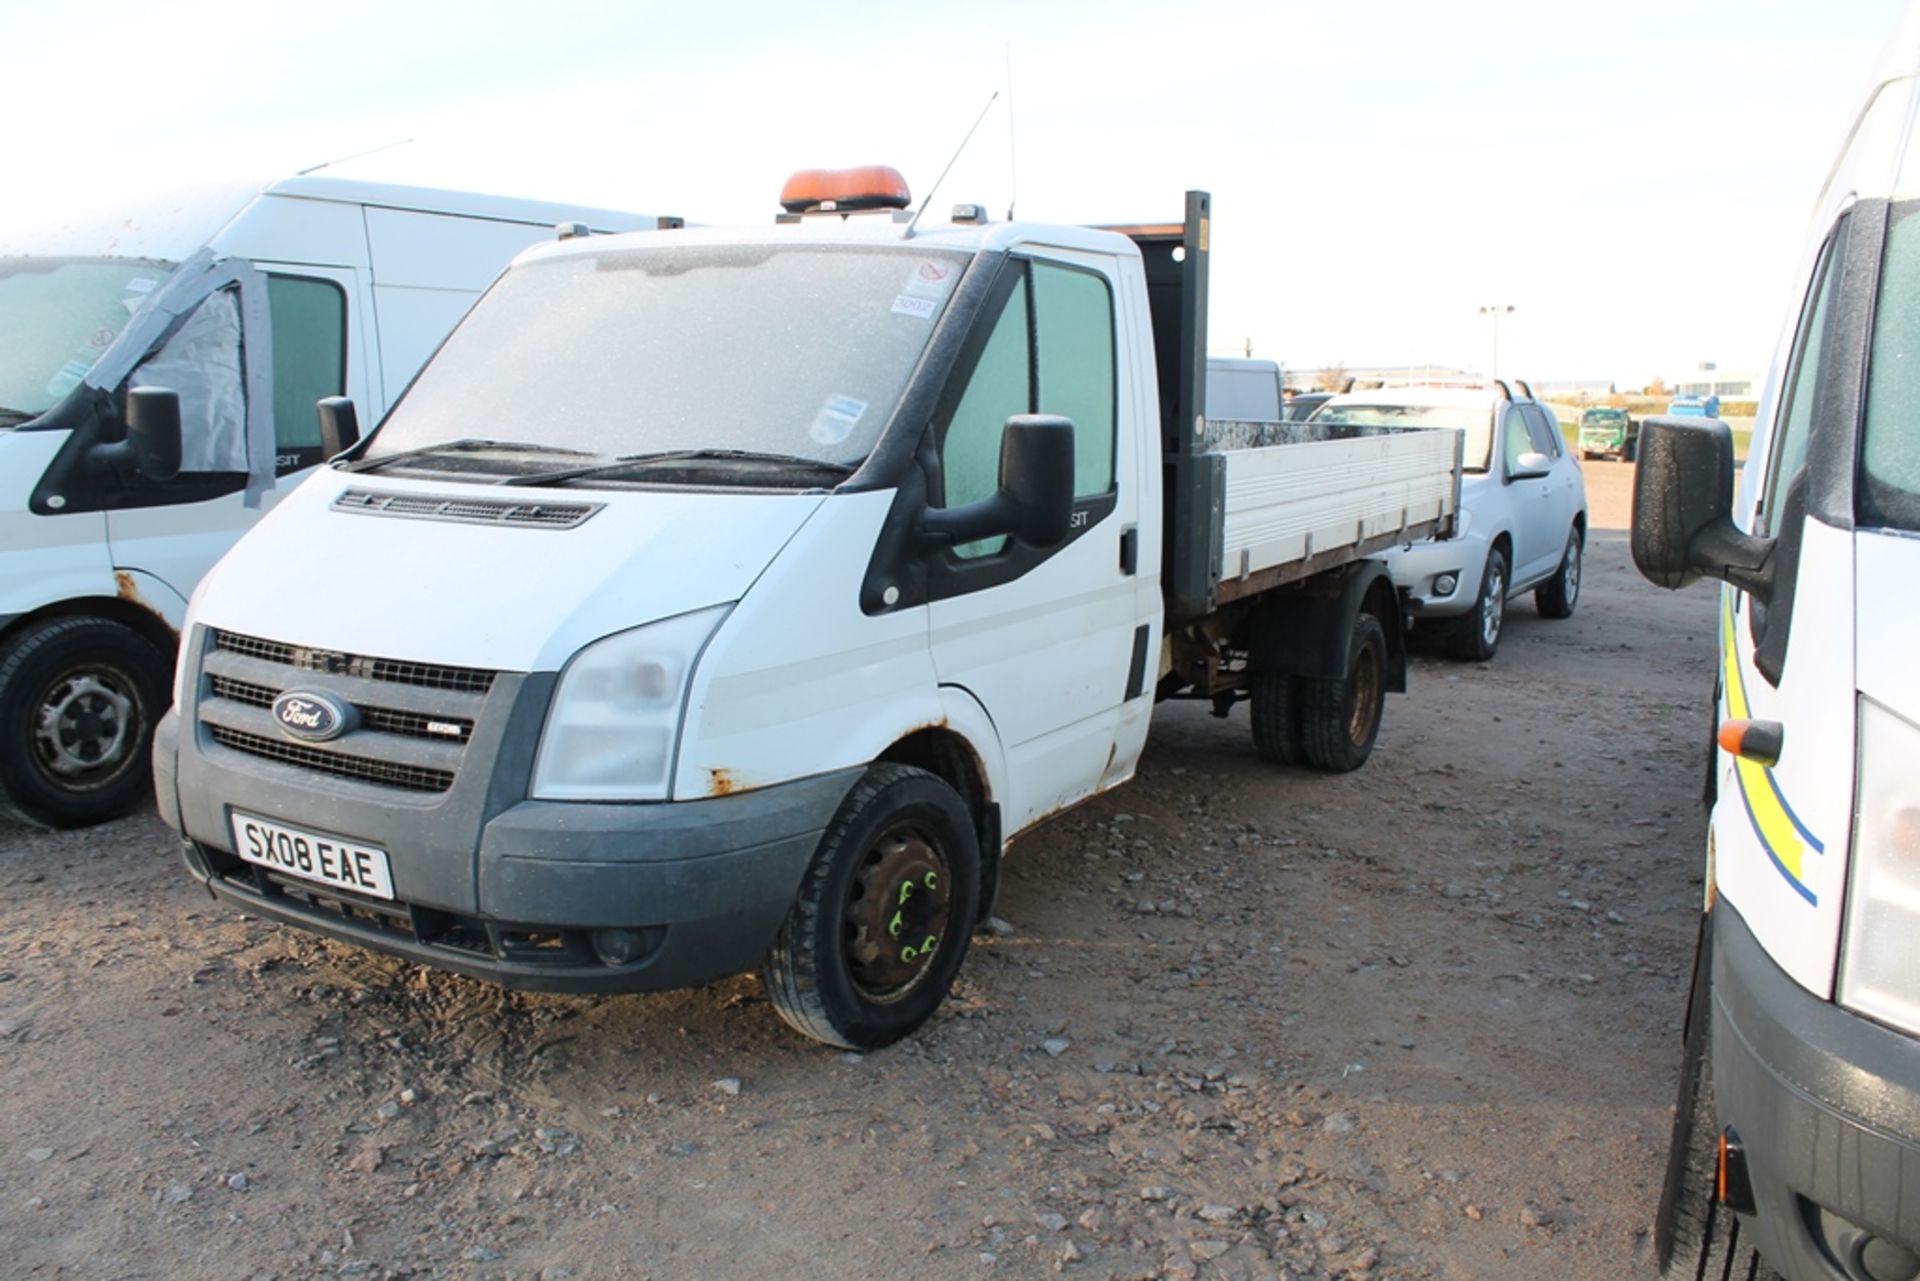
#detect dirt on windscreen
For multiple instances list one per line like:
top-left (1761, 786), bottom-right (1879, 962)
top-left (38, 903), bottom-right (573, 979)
top-left (0, 462), bottom-right (1714, 1281)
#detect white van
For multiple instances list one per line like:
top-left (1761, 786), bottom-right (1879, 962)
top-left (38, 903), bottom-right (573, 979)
top-left (154, 179), bottom-right (1460, 1049)
top-left (0, 177), bottom-right (671, 827)
top-left (1633, 8), bottom-right (1920, 1277)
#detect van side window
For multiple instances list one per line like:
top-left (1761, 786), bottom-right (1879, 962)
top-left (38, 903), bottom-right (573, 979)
top-left (266, 275), bottom-right (347, 470)
top-left (1760, 229), bottom-right (1841, 533)
top-left (1032, 262), bottom-right (1116, 498)
top-left (1860, 202), bottom-right (1920, 530)
top-left (131, 288), bottom-right (246, 473)
top-left (939, 275), bottom-right (1029, 559)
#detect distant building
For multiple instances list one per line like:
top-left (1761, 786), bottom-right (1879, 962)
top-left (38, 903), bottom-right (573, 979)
top-left (1672, 363), bottom-right (1759, 399)
top-left (1534, 378), bottom-right (1617, 399)
top-left (1284, 363), bottom-right (1473, 391)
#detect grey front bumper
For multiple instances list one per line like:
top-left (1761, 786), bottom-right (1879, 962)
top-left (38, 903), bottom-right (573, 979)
top-left (155, 704), bottom-right (862, 994)
top-left (1711, 903), bottom-right (1920, 1279)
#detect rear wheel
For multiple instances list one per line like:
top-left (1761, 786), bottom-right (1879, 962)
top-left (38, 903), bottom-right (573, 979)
top-left (0, 617), bottom-right (170, 829)
top-left (762, 764), bottom-right (980, 1049)
top-left (1250, 671), bottom-right (1304, 766)
top-left (1299, 613), bottom-right (1386, 773)
top-left (1534, 529), bottom-right (1582, 619)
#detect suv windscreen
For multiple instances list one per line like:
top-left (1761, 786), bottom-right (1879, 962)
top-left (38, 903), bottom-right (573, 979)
top-left (1862, 199), bottom-right (1920, 532)
top-left (1313, 402), bottom-right (1493, 471)
top-left (0, 257), bottom-right (173, 425)
top-left (366, 243), bottom-right (971, 479)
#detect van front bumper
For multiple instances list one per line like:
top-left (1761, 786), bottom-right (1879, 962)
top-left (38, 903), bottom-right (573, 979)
top-left (1711, 904), bottom-right (1920, 1280)
top-left (157, 702), bottom-right (861, 995)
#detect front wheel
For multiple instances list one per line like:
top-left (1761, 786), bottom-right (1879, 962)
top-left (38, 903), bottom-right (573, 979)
top-left (1298, 613), bottom-right (1387, 773)
top-left (0, 617), bottom-right (170, 829)
top-left (762, 764), bottom-right (980, 1049)
top-left (1655, 925), bottom-right (1781, 1280)
top-left (1446, 547), bottom-right (1507, 662)
top-left (1534, 528), bottom-right (1582, 619)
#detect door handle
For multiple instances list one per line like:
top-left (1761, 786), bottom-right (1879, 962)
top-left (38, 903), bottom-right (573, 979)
top-left (1119, 525), bottom-right (1139, 576)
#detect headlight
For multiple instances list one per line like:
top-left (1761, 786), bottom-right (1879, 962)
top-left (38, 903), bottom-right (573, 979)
top-left (530, 605), bottom-right (732, 802)
top-left (1837, 696), bottom-right (1920, 1035)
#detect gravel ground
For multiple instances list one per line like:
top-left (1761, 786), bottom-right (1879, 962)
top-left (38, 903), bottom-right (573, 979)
top-left (0, 460), bottom-right (1716, 1281)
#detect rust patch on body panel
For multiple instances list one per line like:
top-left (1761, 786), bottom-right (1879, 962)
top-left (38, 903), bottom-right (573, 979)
top-left (707, 768), bottom-right (739, 797)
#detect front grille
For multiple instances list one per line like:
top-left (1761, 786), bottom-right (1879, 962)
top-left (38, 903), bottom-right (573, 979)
top-left (208, 726), bottom-right (455, 793)
top-left (333, 488), bottom-right (600, 530)
top-left (198, 630), bottom-right (494, 795)
top-left (214, 631), bottom-right (494, 695)
top-left (207, 675), bottom-right (472, 744)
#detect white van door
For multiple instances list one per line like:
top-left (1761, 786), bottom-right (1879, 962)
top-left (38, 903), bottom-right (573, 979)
top-left (106, 267), bottom-right (365, 605)
top-left (1712, 216), bottom-right (1857, 996)
top-left (925, 249), bottom-right (1148, 836)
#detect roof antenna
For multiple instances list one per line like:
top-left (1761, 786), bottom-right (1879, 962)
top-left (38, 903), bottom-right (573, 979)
top-left (1005, 43), bottom-right (1018, 222)
top-left (904, 92), bottom-right (998, 240)
top-left (298, 138), bottom-right (415, 176)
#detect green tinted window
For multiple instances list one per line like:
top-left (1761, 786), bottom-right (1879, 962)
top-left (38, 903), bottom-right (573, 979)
top-left (1033, 263), bottom-right (1115, 498)
top-left (1501, 407), bottom-right (1531, 474)
top-left (1863, 202), bottom-right (1920, 531)
top-left (266, 275), bottom-right (346, 453)
top-left (1761, 232), bottom-right (1839, 532)
top-left (941, 276), bottom-right (1028, 558)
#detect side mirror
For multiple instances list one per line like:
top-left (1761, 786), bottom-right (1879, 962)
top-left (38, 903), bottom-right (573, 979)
top-left (124, 386), bottom-right (183, 481)
top-left (923, 414), bottom-right (1077, 551)
top-left (316, 396), bottom-right (361, 458)
top-left (1509, 451), bottom-right (1552, 480)
top-left (1631, 417), bottom-right (1772, 597)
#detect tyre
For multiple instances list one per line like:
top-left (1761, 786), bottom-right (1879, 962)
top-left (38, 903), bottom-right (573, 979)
top-left (1534, 528), bottom-right (1582, 620)
top-left (762, 763), bottom-right (980, 1049)
top-left (1655, 924), bottom-right (1780, 1280)
top-left (1298, 613), bottom-right (1387, 773)
top-left (0, 617), bottom-right (170, 829)
top-left (1446, 546), bottom-right (1507, 662)
top-left (1250, 670), bottom-right (1304, 766)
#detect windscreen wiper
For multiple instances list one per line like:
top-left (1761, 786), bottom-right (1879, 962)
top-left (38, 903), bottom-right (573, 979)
top-left (340, 439), bottom-right (595, 475)
top-left (498, 449), bottom-right (855, 487)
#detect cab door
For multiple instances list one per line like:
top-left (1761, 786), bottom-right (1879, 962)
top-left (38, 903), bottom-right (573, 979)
top-left (1712, 214), bottom-right (1861, 996)
top-left (105, 267), bottom-right (365, 604)
top-left (925, 248), bottom-right (1146, 836)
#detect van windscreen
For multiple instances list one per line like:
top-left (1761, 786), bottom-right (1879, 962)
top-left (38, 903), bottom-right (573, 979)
top-left (368, 243), bottom-right (970, 476)
top-left (0, 257), bottom-right (173, 424)
top-left (1863, 200), bottom-right (1920, 532)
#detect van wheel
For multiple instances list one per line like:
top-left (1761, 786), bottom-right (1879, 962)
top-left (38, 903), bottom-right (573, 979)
top-left (1655, 922), bottom-right (1781, 1280)
top-left (1535, 529), bottom-right (1582, 619)
top-left (0, 617), bottom-right (169, 829)
top-left (1250, 671), bottom-right (1304, 765)
top-left (762, 764), bottom-right (980, 1049)
top-left (1447, 547), bottom-right (1507, 662)
top-left (1298, 613), bottom-right (1386, 773)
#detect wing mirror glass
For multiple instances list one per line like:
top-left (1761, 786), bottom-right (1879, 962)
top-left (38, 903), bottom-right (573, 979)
top-left (1631, 417), bottom-right (1772, 598)
top-left (924, 414), bottom-right (1076, 550)
top-left (316, 396), bottom-right (361, 458)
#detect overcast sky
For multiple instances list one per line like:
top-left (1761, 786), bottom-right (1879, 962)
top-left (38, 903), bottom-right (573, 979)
top-left (0, 0), bottom-right (1905, 387)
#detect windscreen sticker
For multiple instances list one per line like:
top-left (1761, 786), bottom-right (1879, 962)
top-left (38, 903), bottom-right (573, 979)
top-left (891, 294), bottom-right (938, 320)
top-left (810, 394), bottom-right (867, 446)
top-left (903, 259), bottom-right (957, 301)
top-left (45, 360), bottom-right (90, 400)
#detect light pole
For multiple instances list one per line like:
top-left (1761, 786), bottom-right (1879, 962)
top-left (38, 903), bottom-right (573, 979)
top-left (1479, 305), bottom-right (1514, 380)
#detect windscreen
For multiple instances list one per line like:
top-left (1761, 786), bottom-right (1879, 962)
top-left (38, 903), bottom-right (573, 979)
top-left (0, 257), bottom-right (173, 424)
top-left (1861, 199), bottom-right (1920, 531)
top-left (368, 243), bottom-right (970, 471)
top-left (1312, 401), bottom-right (1494, 471)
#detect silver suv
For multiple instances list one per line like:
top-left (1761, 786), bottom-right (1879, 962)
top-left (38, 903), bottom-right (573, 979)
top-left (1310, 381), bottom-right (1588, 659)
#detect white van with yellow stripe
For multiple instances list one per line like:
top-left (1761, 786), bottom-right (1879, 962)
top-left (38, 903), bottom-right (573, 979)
top-left (1632, 12), bottom-right (1920, 1278)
